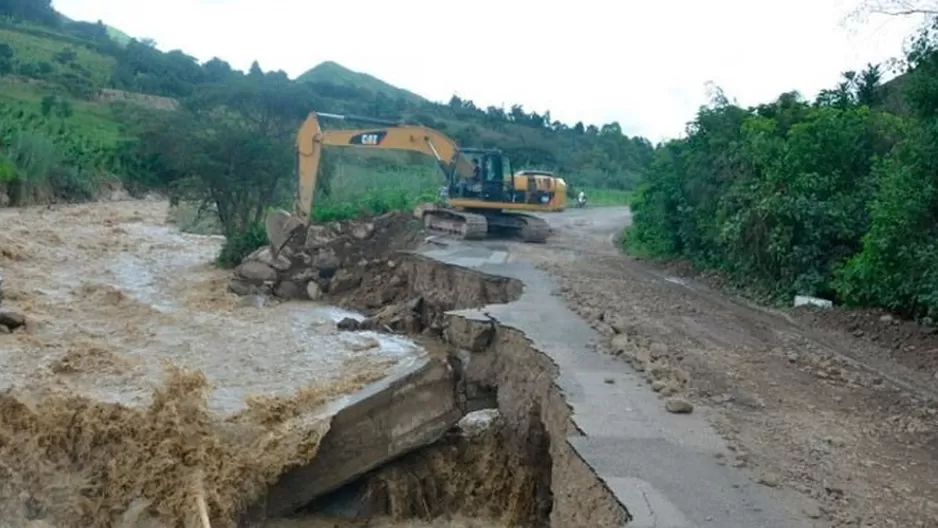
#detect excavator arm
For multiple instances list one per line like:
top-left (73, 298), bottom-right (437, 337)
top-left (295, 111), bottom-right (474, 220)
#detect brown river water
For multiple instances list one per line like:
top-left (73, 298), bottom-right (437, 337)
top-left (0, 200), bottom-right (506, 527)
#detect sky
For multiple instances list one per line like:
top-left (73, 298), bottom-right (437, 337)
top-left (52, 0), bottom-right (926, 142)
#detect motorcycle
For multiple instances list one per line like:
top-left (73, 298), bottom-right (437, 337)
top-left (575, 195), bottom-right (588, 208)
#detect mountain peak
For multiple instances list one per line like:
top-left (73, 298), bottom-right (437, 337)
top-left (296, 61), bottom-right (426, 104)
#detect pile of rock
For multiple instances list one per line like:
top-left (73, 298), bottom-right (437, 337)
top-left (228, 209), bottom-right (421, 302)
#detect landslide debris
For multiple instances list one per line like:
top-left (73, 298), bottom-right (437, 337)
top-left (230, 210), bottom-right (424, 300)
top-left (232, 211), bottom-right (521, 335)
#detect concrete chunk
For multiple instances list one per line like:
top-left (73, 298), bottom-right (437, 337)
top-left (264, 357), bottom-right (462, 517)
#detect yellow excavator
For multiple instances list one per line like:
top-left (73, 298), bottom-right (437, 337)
top-left (290, 111), bottom-right (567, 243)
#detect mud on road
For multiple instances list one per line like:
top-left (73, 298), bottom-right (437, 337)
top-left (517, 206), bottom-right (938, 527)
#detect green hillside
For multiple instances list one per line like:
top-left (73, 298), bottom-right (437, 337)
top-left (296, 60), bottom-right (425, 104)
top-left (0, 0), bottom-right (650, 267)
top-left (0, 0), bottom-right (653, 211)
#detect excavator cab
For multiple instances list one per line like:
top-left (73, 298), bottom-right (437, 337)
top-left (445, 149), bottom-right (565, 211)
top-left (447, 148), bottom-right (510, 202)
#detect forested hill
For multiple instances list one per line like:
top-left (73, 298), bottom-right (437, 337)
top-left (0, 0), bottom-right (653, 196)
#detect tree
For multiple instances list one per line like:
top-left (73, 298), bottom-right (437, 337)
top-left (0, 0), bottom-right (58, 25)
top-left (54, 47), bottom-right (77, 65)
top-left (121, 75), bottom-right (309, 264)
top-left (248, 60), bottom-right (264, 78)
top-left (40, 95), bottom-right (56, 117)
top-left (202, 57), bottom-right (235, 82)
top-left (857, 63), bottom-right (883, 106)
top-left (0, 43), bottom-right (12, 76)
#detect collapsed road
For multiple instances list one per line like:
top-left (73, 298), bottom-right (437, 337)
top-left (248, 205), bottom-right (938, 527)
top-left (0, 200), bottom-right (936, 527)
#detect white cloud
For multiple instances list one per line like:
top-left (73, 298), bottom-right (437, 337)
top-left (53, 0), bottom-right (924, 141)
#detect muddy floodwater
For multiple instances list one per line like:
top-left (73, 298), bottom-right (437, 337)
top-left (0, 200), bottom-right (517, 526)
top-left (269, 516), bottom-right (505, 527)
top-left (0, 201), bottom-right (423, 415)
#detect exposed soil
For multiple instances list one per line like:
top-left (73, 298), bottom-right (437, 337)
top-left (286, 410), bottom-right (546, 528)
top-left (796, 307), bottom-right (938, 376)
top-left (513, 207), bottom-right (938, 527)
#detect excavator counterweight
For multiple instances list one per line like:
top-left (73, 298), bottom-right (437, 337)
top-left (284, 111), bottom-right (567, 245)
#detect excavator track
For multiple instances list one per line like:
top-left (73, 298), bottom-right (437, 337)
top-left (475, 210), bottom-right (551, 243)
top-left (415, 204), bottom-right (488, 240)
top-left (514, 213), bottom-right (551, 243)
top-left (413, 204), bottom-right (551, 243)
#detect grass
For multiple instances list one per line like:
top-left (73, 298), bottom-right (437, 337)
top-left (313, 163), bottom-right (440, 221)
top-left (0, 78), bottom-right (123, 144)
top-left (581, 187), bottom-right (632, 206)
top-left (0, 26), bottom-right (116, 86)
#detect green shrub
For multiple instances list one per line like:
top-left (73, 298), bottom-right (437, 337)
top-left (216, 222), bottom-right (268, 269)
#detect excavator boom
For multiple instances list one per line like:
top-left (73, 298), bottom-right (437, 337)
top-left (296, 112), bottom-right (474, 219)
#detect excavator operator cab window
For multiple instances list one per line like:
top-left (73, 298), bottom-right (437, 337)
top-left (484, 156), bottom-right (498, 183)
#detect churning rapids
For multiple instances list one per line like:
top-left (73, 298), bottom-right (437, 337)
top-left (0, 200), bottom-right (509, 527)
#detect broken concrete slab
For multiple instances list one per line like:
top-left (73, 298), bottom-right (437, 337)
top-left (263, 356), bottom-right (462, 517)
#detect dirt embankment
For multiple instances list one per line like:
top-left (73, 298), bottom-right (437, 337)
top-left (230, 211), bottom-right (520, 336)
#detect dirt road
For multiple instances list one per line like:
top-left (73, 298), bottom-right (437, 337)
top-left (509, 206), bottom-right (938, 527)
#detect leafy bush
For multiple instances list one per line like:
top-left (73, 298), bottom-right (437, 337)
top-left (216, 222), bottom-right (268, 269)
top-left (626, 40), bottom-right (938, 318)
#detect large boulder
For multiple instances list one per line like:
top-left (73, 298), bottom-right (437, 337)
top-left (311, 249), bottom-right (341, 278)
top-left (265, 209), bottom-right (305, 254)
top-left (245, 247), bottom-right (291, 271)
top-left (0, 310), bottom-right (26, 332)
top-left (234, 260), bottom-right (278, 282)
